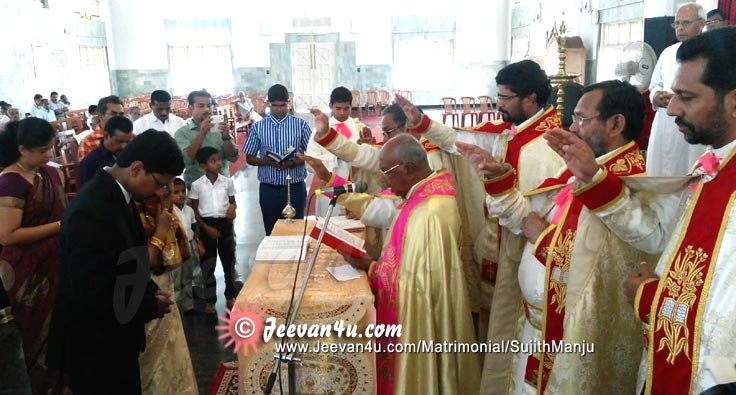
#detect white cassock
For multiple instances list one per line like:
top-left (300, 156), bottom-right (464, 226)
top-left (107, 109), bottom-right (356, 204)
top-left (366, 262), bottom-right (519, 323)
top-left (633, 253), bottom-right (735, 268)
top-left (305, 116), bottom-right (362, 217)
top-left (646, 42), bottom-right (706, 176)
top-left (578, 139), bottom-right (736, 394)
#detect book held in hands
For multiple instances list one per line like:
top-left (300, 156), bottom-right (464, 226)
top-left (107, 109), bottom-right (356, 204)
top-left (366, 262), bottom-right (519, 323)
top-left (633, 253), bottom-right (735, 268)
top-left (265, 146), bottom-right (297, 165)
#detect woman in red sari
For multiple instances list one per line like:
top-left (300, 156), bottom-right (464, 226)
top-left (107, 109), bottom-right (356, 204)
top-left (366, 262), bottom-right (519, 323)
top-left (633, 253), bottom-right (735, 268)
top-left (0, 118), bottom-right (66, 393)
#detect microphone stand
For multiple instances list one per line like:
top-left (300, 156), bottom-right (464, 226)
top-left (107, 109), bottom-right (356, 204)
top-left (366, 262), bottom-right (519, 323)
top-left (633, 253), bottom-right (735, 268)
top-left (264, 195), bottom-right (339, 395)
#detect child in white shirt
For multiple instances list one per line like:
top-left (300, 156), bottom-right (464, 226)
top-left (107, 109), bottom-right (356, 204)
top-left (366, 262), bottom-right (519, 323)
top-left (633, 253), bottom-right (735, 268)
top-left (171, 177), bottom-right (203, 314)
top-left (190, 147), bottom-right (237, 314)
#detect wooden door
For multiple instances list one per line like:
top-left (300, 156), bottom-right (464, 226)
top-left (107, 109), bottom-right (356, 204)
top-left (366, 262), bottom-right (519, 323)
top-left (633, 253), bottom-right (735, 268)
top-left (290, 41), bottom-right (335, 111)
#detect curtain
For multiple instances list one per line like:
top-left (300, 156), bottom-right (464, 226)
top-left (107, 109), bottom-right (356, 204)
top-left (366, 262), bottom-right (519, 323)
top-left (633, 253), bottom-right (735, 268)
top-left (718, 0), bottom-right (736, 24)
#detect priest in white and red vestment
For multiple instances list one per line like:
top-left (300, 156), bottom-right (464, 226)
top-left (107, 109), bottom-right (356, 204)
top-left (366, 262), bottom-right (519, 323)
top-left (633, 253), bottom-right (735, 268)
top-left (458, 80), bottom-right (649, 394)
top-left (548, 28), bottom-right (736, 395)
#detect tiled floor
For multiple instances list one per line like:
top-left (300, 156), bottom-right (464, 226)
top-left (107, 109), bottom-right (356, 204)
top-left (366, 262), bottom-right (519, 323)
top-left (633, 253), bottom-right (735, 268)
top-left (181, 108), bottom-right (470, 394)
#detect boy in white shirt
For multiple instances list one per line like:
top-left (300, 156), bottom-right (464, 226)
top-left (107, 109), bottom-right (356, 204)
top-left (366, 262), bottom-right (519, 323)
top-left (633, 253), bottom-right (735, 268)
top-left (189, 147), bottom-right (237, 314)
top-left (171, 177), bottom-right (204, 314)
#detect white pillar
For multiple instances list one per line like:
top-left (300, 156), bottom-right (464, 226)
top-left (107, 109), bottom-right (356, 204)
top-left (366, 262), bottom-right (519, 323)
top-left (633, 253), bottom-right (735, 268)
top-left (106, 0), bottom-right (168, 70)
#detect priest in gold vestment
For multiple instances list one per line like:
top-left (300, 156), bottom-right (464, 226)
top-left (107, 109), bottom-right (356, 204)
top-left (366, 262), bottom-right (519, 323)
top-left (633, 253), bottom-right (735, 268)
top-left (457, 81), bottom-right (650, 394)
top-left (343, 133), bottom-right (479, 395)
top-left (555, 29), bottom-right (736, 395)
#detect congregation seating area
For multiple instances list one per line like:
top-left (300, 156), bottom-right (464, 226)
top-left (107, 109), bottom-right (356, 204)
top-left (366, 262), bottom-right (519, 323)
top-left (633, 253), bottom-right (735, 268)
top-left (438, 95), bottom-right (502, 127)
top-left (47, 87), bottom-right (507, 200)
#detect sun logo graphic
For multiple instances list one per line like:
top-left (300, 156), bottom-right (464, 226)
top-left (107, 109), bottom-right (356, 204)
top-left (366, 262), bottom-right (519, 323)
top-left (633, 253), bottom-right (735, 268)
top-left (216, 300), bottom-right (268, 355)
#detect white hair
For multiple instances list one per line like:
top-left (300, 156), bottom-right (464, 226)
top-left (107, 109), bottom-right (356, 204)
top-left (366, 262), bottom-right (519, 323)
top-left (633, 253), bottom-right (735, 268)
top-left (678, 2), bottom-right (707, 19)
top-left (381, 133), bottom-right (428, 168)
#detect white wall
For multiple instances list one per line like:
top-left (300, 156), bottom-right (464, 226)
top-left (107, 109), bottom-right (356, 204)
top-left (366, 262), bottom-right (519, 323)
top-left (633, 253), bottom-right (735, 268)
top-left (644, 0), bottom-right (719, 18)
top-left (0, 1), bottom-right (111, 113)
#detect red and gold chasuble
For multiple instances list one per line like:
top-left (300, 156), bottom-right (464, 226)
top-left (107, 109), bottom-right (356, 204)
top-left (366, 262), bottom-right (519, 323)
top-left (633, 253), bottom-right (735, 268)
top-left (368, 170), bottom-right (455, 395)
top-left (525, 141), bottom-right (645, 393)
top-left (636, 150), bottom-right (736, 395)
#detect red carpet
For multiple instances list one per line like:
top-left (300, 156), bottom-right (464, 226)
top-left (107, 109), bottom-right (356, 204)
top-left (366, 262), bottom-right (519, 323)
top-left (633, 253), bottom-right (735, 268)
top-left (208, 361), bottom-right (239, 395)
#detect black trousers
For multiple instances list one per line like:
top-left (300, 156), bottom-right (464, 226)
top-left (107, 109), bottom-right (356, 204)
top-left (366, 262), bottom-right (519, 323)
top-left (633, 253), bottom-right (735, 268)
top-left (259, 182), bottom-right (306, 235)
top-left (199, 217), bottom-right (237, 304)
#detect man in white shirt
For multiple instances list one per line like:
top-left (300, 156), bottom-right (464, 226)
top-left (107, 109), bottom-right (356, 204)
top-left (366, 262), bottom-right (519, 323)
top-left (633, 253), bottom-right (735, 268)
top-left (133, 90), bottom-right (186, 138)
top-left (234, 91), bottom-right (263, 124)
top-left (0, 101), bottom-right (11, 125)
top-left (646, 2), bottom-right (707, 175)
top-left (29, 94), bottom-right (43, 118)
top-left (38, 99), bottom-right (57, 122)
top-left (48, 91), bottom-right (68, 120)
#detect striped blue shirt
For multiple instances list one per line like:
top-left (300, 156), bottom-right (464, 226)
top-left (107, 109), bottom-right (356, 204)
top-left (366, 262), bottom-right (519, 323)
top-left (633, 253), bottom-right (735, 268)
top-left (243, 113), bottom-right (312, 185)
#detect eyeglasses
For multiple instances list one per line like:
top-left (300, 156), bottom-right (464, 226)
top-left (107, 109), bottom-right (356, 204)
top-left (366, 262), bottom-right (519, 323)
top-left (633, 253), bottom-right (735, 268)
top-left (705, 19), bottom-right (724, 25)
top-left (495, 94), bottom-right (519, 102)
top-left (571, 114), bottom-right (599, 126)
top-left (150, 173), bottom-right (169, 190)
top-left (380, 163), bottom-right (402, 176)
top-left (382, 124), bottom-right (405, 138)
top-left (671, 19), bottom-right (702, 28)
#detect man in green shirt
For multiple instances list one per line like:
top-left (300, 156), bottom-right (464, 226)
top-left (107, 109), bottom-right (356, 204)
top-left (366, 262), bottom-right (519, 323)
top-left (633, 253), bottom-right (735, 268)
top-left (175, 90), bottom-right (239, 186)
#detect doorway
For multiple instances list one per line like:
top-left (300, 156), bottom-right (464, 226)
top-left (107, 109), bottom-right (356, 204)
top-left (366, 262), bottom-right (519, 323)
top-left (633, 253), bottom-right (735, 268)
top-left (290, 41), bottom-right (335, 112)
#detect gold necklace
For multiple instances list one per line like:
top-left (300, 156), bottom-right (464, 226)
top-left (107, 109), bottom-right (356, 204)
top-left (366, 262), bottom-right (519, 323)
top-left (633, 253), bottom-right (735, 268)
top-left (16, 162), bottom-right (40, 178)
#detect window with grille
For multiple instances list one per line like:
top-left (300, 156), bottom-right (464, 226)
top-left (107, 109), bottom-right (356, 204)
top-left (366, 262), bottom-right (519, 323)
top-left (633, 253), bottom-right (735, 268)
top-left (168, 45), bottom-right (233, 96)
top-left (511, 35), bottom-right (529, 62)
top-left (78, 45), bottom-right (111, 104)
top-left (596, 20), bottom-right (643, 82)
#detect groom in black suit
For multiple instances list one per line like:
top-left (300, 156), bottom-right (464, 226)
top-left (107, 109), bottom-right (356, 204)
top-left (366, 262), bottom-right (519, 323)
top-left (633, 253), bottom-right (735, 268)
top-left (47, 130), bottom-right (184, 395)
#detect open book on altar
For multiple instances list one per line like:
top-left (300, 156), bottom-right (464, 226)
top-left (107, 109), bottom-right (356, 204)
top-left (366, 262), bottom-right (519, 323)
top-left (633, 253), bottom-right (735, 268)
top-left (309, 217), bottom-right (369, 259)
top-left (327, 215), bottom-right (365, 232)
top-left (255, 236), bottom-right (309, 262)
top-left (264, 146), bottom-right (296, 165)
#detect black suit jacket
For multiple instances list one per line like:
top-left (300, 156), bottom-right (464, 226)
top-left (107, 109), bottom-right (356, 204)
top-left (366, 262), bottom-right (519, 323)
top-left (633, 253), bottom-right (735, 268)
top-left (47, 169), bottom-right (159, 375)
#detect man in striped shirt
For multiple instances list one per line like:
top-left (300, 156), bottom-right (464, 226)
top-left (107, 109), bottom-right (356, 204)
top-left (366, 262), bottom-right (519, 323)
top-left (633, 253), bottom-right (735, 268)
top-left (243, 84), bottom-right (311, 235)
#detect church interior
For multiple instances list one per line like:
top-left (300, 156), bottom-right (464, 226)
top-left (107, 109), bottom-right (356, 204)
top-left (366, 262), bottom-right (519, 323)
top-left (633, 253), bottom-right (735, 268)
top-left (1, 0), bottom-right (735, 394)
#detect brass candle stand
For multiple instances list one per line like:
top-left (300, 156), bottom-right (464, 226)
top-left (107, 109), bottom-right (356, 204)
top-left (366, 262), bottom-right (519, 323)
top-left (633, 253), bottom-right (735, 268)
top-left (547, 21), bottom-right (580, 119)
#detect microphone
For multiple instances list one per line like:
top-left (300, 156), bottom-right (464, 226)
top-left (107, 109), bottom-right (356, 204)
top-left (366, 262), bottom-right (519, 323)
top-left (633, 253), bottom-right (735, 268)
top-left (314, 182), bottom-right (367, 196)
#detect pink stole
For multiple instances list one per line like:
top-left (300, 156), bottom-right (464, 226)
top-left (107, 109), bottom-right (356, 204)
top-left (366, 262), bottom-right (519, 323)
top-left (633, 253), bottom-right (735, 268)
top-left (368, 170), bottom-right (455, 395)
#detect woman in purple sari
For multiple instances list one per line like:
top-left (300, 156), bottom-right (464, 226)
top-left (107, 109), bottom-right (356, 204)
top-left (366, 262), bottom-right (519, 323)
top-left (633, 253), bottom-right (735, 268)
top-left (0, 118), bottom-right (66, 393)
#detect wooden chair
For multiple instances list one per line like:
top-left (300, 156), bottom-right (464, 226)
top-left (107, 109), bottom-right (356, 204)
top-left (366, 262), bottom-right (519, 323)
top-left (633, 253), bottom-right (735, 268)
top-left (440, 97), bottom-right (459, 127)
top-left (59, 138), bottom-right (79, 193)
top-left (364, 90), bottom-right (378, 115)
top-left (229, 103), bottom-right (251, 142)
top-left (61, 116), bottom-right (86, 134)
top-left (173, 97), bottom-right (188, 111)
top-left (49, 120), bottom-right (65, 133)
top-left (66, 109), bottom-right (88, 130)
top-left (477, 96), bottom-right (495, 123)
top-left (459, 97), bottom-right (477, 127)
top-left (350, 90), bottom-right (362, 117)
top-left (377, 90), bottom-right (391, 114)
